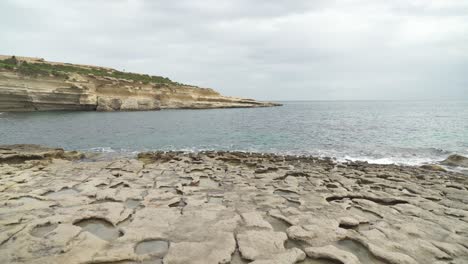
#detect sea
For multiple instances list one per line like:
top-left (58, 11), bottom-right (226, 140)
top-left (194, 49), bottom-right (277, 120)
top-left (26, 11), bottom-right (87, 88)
top-left (1, 100), bottom-right (467, 166)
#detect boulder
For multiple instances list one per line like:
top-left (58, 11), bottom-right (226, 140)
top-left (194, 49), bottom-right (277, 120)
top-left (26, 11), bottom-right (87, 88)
top-left (420, 164), bottom-right (446, 172)
top-left (441, 154), bottom-right (468, 167)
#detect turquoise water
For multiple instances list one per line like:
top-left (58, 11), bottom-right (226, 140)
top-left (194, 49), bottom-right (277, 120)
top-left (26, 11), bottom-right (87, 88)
top-left (1, 101), bottom-right (467, 165)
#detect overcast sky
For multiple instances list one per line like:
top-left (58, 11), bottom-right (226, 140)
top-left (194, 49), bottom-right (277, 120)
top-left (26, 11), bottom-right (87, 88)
top-left (1, 0), bottom-right (467, 100)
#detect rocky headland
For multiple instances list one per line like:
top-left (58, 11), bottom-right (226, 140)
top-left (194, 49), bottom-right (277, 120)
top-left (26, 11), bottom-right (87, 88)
top-left (1, 144), bottom-right (468, 264)
top-left (0, 55), bottom-right (280, 111)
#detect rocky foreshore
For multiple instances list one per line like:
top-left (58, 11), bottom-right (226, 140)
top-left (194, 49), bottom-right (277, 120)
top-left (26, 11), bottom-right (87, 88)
top-left (1, 145), bottom-right (468, 264)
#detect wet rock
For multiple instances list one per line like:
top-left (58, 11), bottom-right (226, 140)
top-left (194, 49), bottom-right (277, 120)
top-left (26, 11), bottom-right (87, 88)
top-left (420, 164), bottom-right (446, 172)
top-left (0, 144), bottom-right (80, 163)
top-left (441, 154), bottom-right (468, 167)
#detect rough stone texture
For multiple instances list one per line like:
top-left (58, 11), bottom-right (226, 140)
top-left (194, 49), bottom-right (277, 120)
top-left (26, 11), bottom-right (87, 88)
top-left (241, 212), bottom-right (273, 229)
top-left (0, 144), bottom-right (83, 163)
top-left (441, 154), bottom-right (468, 168)
top-left (1, 147), bottom-right (468, 263)
top-left (305, 245), bottom-right (360, 264)
top-left (237, 230), bottom-right (288, 260)
top-left (250, 248), bottom-right (306, 264)
top-left (0, 55), bottom-right (281, 112)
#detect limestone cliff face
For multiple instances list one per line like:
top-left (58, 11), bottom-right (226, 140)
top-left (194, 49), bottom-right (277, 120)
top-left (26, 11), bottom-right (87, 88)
top-left (0, 56), bottom-right (280, 111)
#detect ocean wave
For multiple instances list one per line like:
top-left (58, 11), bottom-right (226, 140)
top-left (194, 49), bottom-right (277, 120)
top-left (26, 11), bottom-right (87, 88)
top-left (78, 145), bottom-right (457, 167)
top-left (337, 155), bottom-right (438, 166)
top-left (86, 147), bottom-right (118, 153)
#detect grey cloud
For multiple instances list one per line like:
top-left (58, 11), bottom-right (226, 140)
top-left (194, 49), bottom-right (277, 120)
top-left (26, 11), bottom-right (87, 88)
top-left (1, 0), bottom-right (467, 100)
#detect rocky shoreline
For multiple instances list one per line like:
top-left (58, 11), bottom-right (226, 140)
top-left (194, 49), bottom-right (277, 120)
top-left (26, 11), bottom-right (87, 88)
top-left (1, 145), bottom-right (468, 264)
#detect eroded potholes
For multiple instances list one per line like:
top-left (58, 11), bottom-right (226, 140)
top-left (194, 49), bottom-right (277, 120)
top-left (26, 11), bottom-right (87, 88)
top-left (73, 218), bottom-right (123, 241)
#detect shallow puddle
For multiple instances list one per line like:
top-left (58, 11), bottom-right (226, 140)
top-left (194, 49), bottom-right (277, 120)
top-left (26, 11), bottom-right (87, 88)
top-left (30, 223), bottom-right (58, 237)
top-left (135, 239), bottom-right (169, 256)
top-left (125, 199), bottom-right (140, 209)
top-left (74, 218), bottom-right (122, 241)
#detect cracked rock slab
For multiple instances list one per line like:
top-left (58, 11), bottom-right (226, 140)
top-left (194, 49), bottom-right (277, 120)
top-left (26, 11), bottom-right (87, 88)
top-left (164, 232), bottom-right (236, 264)
top-left (305, 245), bottom-right (360, 264)
top-left (1, 148), bottom-right (468, 264)
top-left (237, 230), bottom-right (288, 260)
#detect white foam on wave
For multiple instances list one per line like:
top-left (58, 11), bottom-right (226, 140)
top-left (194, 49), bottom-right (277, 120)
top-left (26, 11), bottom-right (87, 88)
top-left (338, 155), bottom-right (439, 166)
top-left (79, 146), bottom-right (460, 168)
top-left (87, 147), bottom-right (117, 153)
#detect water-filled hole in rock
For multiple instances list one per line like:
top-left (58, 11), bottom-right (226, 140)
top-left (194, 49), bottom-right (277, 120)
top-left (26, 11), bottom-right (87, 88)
top-left (125, 199), bottom-right (140, 209)
top-left (74, 218), bottom-right (122, 241)
top-left (135, 239), bottom-right (169, 256)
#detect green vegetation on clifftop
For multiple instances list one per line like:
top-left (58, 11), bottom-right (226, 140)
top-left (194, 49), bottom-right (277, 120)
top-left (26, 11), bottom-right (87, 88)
top-left (0, 56), bottom-right (178, 85)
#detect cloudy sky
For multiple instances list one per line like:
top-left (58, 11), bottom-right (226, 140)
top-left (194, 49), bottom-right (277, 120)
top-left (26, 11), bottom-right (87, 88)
top-left (1, 0), bottom-right (467, 100)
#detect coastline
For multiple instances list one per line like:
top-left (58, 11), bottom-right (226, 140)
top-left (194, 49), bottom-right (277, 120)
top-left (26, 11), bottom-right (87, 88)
top-left (0, 55), bottom-right (281, 112)
top-left (31, 144), bottom-right (468, 174)
top-left (1, 145), bottom-right (468, 263)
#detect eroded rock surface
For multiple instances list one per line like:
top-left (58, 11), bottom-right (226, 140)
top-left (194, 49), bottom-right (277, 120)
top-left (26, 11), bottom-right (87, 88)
top-left (441, 154), bottom-right (468, 168)
top-left (1, 147), bottom-right (468, 263)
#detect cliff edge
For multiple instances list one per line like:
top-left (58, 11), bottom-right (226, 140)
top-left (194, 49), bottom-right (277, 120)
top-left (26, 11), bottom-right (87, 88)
top-left (0, 55), bottom-right (281, 111)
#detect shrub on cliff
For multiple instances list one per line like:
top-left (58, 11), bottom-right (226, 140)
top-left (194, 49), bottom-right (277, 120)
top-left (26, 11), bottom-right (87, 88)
top-left (0, 56), bottom-right (18, 70)
top-left (0, 56), bottom-right (179, 85)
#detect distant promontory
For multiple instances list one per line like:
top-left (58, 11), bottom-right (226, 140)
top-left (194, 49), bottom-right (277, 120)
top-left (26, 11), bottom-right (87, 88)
top-left (0, 55), bottom-right (280, 111)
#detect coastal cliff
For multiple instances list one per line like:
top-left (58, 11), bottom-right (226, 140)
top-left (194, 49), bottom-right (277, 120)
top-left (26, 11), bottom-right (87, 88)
top-left (0, 55), bottom-right (280, 111)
